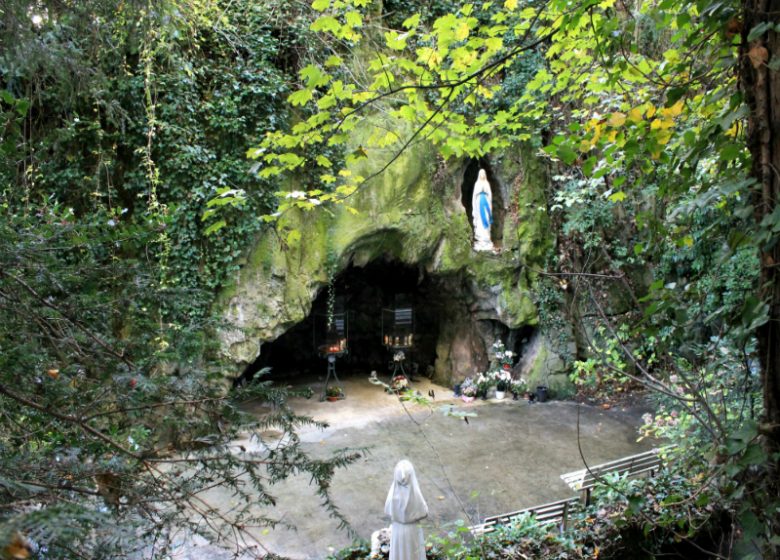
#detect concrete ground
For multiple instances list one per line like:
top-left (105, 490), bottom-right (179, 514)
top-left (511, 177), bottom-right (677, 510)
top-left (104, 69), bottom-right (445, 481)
top-left (185, 375), bottom-right (655, 560)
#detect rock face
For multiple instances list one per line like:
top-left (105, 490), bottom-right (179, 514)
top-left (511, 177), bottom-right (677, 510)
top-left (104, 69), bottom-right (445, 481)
top-left (217, 125), bottom-right (572, 390)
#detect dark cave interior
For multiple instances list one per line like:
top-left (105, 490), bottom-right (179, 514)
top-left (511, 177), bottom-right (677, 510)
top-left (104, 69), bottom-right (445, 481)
top-left (242, 258), bottom-right (447, 382)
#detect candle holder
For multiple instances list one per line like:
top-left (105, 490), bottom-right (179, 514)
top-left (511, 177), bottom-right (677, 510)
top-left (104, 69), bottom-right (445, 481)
top-left (382, 295), bottom-right (414, 380)
top-left (314, 296), bottom-right (348, 401)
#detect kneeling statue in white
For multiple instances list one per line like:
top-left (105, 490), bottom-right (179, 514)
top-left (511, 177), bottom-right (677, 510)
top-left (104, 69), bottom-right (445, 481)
top-left (384, 460), bottom-right (428, 560)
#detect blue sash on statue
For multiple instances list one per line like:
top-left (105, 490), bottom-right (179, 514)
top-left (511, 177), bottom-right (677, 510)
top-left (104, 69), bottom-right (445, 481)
top-left (478, 191), bottom-right (492, 229)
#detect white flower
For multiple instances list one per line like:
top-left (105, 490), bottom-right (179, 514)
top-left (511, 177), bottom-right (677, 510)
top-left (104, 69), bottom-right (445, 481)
top-left (504, 350), bottom-right (514, 358)
top-left (308, 198), bottom-right (322, 205)
top-left (285, 190), bottom-right (306, 199)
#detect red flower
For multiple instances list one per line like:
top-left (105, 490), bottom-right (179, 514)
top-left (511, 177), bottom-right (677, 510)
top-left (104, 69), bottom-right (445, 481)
top-left (503, 364), bottom-right (511, 370)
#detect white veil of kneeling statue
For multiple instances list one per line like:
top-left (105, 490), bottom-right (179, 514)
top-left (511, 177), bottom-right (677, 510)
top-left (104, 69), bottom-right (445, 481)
top-left (384, 459), bottom-right (428, 560)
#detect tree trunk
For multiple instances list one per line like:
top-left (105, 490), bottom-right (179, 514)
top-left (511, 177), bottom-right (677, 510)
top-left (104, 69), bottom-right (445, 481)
top-left (740, 0), bottom-right (780, 552)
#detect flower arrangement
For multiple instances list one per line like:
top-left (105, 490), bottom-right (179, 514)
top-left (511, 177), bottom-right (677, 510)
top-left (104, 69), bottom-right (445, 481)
top-left (460, 377), bottom-right (477, 397)
top-left (326, 385), bottom-right (344, 398)
top-left (475, 372), bottom-right (493, 396)
top-left (492, 340), bottom-right (515, 371)
top-left (511, 378), bottom-right (528, 396)
top-left (390, 374), bottom-right (408, 392)
top-left (393, 351), bottom-right (405, 362)
top-left (494, 370), bottom-right (512, 392)
top-left (485, 340), bottom-right (516, 393)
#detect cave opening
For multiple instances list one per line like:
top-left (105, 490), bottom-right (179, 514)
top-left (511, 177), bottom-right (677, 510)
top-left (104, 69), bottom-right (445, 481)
top-left (461, 158), bottom-right (504, 248)
top-left (241, 258), bottom-right (447, 383)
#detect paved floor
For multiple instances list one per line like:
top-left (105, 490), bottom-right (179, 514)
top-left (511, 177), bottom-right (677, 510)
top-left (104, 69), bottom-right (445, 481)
top-left (184, 375), bottom-right (655, 560)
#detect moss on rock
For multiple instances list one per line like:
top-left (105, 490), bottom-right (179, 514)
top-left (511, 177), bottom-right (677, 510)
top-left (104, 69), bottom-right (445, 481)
top-left (216, 125), bottom-right (568, 393)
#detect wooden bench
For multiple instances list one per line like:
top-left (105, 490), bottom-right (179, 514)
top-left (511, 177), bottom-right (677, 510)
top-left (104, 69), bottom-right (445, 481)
top-left (470, 496), bottom-right (580, 536)
top-left (560, 448), bottom-right (663, 506)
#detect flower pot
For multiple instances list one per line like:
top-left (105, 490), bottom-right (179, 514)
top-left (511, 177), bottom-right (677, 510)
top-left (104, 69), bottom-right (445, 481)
top-left (495, 390), bottom-right (506, 400)
top-left (462, 395), bottom-right (475, 403)
top-left (327, 396), bottom-right (341, 402)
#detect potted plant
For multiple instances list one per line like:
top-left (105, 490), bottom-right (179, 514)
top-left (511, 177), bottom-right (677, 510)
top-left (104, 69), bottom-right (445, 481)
top-left (488, 340), bottom-right (516, 400)
top-left (389, 374), bottom-right (409, 393)
top-left (475, 372), bottom-right (492, 399)
top-left (494, 371), bottom-right (511, 400)
top-left (492, 340), bottom-right (515, 372)
top-left (510, 378), bottom-right (528, 401)
top-left (460, 377), bottom-right (477, 403)
top-left (325, 385), bottom-right (344, 402)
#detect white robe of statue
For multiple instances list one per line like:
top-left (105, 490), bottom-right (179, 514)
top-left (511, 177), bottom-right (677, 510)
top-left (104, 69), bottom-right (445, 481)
top-left (385, 460), bottom-right (428, 560)
top-left (471, 168), bottom-right (495, 252)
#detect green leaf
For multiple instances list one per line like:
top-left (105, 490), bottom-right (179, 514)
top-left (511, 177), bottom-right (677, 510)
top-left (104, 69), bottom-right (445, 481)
top-left (300, 64), bottom-right (329, 88)
top-left (739, 442), bottom-right (767, 467)
top-left (324, 55), bottom-right (343, 68)
top-left (288, 89), bottom-right (313, 106)
top-left (557, 144), bottom-right (577, 165)
top-left (720, 143), bottom-right (744, 161)
top-left (608, 191), bottom-right (626, 202)
top-left (741, 297), bottom-right (770, 331)
top-left (385, 30), bottom-right (408, 50)
top-left (402, 13), bottom-right (421, 29)
top-left (661, 493), bottom-right (684, 506)
top-left (311, 0), bottom-right (330, 10)
top-left (738, 510), bottom-right (763, 547)
top-left (311, 15), bottom-right (340, 34)
top-left (747, 21), bottom-right (774, 41)
top-left (204, 219), bottom-right (226, 236)
top-left (344, 11), bottom-right (362, 28)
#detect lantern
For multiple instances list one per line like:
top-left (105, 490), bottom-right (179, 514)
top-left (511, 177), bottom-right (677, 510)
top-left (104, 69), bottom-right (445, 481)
top-left (382, 295), bottom-right (414, 350)
top-left (314, 295), bottom-right (348, 400)
top-left (382, 295), bottom-right (414, 380)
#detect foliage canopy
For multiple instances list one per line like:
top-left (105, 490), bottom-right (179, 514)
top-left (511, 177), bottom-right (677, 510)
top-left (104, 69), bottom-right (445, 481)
top-left (2, 0), bottom-right (780, 558)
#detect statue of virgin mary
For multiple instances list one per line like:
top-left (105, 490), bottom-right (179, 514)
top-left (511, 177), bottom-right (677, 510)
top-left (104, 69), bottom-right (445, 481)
top-left (384, 459), bottom-right (428, 560)
top-left (472, 168), bottom-right (495, 252)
